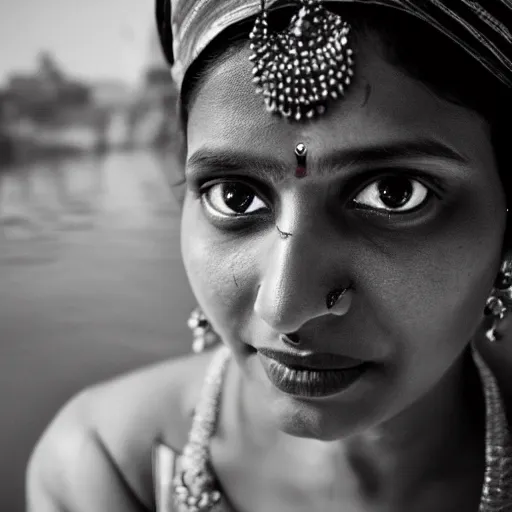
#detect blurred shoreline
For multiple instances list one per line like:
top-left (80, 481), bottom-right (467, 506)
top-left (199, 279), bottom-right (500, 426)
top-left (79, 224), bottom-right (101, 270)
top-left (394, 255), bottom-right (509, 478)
top-left (0, 149), bottom-right (194, 510)
top-left (0, 22), bottom-right (187, 511)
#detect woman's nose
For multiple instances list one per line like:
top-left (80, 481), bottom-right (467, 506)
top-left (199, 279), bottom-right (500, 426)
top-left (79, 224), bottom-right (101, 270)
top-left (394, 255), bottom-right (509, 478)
top-left (254, 220), bottom-right (350, 334)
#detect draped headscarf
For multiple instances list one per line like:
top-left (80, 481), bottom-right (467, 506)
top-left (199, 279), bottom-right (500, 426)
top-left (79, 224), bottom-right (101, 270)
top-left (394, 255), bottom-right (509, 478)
top-left (156, 0), bottom-right (512, 96)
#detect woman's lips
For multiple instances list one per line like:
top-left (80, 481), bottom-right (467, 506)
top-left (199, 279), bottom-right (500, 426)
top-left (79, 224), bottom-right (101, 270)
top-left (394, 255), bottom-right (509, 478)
top-left (257, 347), bottom-right (365, 370)
top-left (257, 347), bottom-right (369, 398)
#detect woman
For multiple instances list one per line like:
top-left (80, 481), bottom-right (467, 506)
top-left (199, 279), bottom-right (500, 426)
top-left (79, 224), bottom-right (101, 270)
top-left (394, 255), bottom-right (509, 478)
top-left (27, 1), bottom-right (512, 511)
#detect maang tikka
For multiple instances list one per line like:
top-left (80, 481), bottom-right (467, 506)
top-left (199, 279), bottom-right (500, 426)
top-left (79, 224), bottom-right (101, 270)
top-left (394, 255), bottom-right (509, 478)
top-left (484, 258), bottom-right (512, 342)
top-left (249, 0), bottom-right (355, 121)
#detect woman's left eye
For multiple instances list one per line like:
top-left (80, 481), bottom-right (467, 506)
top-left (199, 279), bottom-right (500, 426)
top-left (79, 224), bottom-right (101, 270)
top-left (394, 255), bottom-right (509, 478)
top-left (203, 182), bottom-right (268, 216)
top-left (353, 176), bottom-right (430, 213)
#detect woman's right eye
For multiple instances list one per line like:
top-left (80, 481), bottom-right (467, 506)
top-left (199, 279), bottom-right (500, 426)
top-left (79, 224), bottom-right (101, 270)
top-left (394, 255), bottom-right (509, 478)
top-left (202, 182), bottom-right (268, 216)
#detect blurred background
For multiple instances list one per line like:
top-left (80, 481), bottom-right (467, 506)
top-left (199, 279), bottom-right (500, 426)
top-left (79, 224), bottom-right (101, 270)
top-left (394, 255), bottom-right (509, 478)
top-left (0, 0), bottom-right (195, 509)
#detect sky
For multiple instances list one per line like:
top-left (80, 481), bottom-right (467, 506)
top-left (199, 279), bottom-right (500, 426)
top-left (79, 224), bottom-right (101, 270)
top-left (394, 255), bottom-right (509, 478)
top-left (0, 0), bottom-right (157, 87)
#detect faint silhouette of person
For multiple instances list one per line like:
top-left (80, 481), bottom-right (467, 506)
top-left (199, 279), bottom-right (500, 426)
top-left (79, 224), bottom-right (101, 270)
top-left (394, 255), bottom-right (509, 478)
top-left (0, 100), bottom-right (16, 215)
top-left (89, 109), bottom-right (110, 208)
top-left (151, 95), bottom-right (183, 212)
top-left (0, 105), bottom-right (44, 241)
top-left (0, 105), bottom-right (36, 231)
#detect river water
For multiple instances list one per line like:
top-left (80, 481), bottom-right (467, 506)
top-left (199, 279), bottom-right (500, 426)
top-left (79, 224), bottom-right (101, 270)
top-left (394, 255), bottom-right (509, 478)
top-left (0, 150), bottom-right (195, 509)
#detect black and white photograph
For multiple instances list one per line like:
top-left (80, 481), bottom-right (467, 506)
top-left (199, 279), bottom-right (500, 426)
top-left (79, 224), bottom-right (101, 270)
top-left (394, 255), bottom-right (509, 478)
top-left (1, 1), bottom-right (511, 511)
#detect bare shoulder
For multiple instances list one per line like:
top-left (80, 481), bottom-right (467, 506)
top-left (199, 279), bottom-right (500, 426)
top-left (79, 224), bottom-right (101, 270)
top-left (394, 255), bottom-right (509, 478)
top-left (88, 349), bottom-right (216, 448)
top-left (27, 350), bottom-right (216, 511)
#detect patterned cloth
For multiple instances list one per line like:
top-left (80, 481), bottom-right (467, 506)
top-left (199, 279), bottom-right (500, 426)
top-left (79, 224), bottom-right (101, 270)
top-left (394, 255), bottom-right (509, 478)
top-left (155, 0), bottom-right (512, 93)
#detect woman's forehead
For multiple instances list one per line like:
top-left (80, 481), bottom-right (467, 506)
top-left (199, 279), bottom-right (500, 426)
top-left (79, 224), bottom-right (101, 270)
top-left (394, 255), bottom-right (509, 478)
top-left (186, 37), bottom-right (492, 169)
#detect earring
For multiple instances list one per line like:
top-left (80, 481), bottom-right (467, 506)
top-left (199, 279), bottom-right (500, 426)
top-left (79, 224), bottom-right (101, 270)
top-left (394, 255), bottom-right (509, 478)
top-left (484, 260), bottom-right (512, 342)
top-left (187, 307), bottom-right (221, 353)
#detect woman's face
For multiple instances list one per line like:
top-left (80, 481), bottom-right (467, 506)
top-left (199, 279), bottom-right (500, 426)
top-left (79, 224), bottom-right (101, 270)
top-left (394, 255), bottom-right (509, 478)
top-left (181, 33), bottom-right (506, 440)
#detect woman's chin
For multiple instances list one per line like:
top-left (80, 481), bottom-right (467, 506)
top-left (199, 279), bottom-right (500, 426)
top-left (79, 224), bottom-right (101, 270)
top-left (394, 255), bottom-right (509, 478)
top-left (257, 390), bottom-right (384, 442)
top-left (245, 352), bottom-right (388, 441)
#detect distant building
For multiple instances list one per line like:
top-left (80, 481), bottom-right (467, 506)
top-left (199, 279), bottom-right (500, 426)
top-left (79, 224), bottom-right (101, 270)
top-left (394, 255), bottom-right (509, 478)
top-left (143, 30), bottom-right (176, 104)
top-left (91, 80), bottom-right (134, 109)
top-left (5, 52), bottom-right (91, 126)
top-left (2, 53), bottom-right (111, 156)
top-left (1, 37), bottom-right (180, 155)
top-left (129, 30), bottom-right (178, 148)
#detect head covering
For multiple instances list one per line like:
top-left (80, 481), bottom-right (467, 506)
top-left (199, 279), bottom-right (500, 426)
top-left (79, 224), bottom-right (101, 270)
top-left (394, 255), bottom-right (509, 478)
top-left (156, 0), bottom-right (512, 95)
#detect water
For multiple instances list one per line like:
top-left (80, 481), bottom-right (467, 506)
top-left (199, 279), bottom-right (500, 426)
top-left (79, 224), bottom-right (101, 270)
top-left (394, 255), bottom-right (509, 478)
top-left (0, 150), bottom-right (195, 509)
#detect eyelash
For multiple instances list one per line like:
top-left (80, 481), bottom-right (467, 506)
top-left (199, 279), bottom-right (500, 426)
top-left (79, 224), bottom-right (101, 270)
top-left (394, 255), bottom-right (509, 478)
top-left (197, 171), bottom-right (441, 219)
top-left (199, 179), bottom-right (270, 221)
top-left (348, 171), bottom-right (440, 214)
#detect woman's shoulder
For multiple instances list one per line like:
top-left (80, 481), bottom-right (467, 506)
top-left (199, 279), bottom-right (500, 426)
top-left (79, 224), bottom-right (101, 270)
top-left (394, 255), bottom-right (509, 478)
top-left (27, 349), bottom-right (217, 511)
top-left (89, 348), bottom-right (216, 444)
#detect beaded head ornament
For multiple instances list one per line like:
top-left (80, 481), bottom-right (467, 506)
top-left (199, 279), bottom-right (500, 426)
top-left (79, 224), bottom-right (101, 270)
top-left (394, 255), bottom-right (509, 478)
top-left (249, 0), bottom-right (355, 121)
top-left (157, 0), bottom-right (512, 96)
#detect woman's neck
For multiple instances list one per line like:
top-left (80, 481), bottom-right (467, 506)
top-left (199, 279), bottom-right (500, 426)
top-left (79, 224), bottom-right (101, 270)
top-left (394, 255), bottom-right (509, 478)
top-left (228, 349), bottom-right (486, 511)
top-left (342, 351), bottom-right (485, 504)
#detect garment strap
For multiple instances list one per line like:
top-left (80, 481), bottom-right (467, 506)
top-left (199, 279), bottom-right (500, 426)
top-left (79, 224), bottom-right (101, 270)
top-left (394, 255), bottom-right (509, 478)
top-left (153, 346), bottom-right (231, 511)
top-left (153, 443), bottom-right (179, 512)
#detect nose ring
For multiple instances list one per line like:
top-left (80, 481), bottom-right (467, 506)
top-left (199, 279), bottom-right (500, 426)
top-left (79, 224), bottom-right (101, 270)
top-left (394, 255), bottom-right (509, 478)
top-left (326, 287), bottom-right (350, 311)
top-left (280, 333), bottom-right (301, 346)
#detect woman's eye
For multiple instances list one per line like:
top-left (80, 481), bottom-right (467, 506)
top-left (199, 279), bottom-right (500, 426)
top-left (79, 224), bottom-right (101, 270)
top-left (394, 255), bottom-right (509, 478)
top-left (203, 182), bottom-right (267, 216)
top-left (353, 176), bottom-right (429, 213)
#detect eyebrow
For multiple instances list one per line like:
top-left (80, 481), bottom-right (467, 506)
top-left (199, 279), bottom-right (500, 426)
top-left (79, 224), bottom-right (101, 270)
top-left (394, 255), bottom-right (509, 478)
top-left (186, 139), bottom-right (469, 184)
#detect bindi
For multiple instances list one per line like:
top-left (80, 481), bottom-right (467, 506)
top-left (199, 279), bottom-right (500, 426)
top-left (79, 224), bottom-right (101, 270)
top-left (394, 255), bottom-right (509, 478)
top-left (294, 142), bottom-right (307, 178)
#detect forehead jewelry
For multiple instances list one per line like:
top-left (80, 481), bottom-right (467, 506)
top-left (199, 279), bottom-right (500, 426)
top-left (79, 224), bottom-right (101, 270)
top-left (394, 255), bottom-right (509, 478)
top-left (249, 0), bottom-right (355, 121)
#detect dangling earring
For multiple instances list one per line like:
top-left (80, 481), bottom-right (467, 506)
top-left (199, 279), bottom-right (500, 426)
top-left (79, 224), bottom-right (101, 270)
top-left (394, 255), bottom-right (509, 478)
top-left (187, 307), bottom-right (221, 353)
top-left (484, 259), bottom-right (512, 342)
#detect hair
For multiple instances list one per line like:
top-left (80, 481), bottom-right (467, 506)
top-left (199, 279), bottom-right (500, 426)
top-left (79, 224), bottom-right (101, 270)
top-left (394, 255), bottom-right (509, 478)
top-left (173, 5), bottom-right (511, 241)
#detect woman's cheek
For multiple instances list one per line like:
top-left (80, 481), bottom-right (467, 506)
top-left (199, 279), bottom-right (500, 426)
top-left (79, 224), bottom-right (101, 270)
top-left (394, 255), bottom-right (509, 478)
top-left (183, 234), bottom-right (230, 307)
top-left (181, 197), bottom-right (257, 332)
